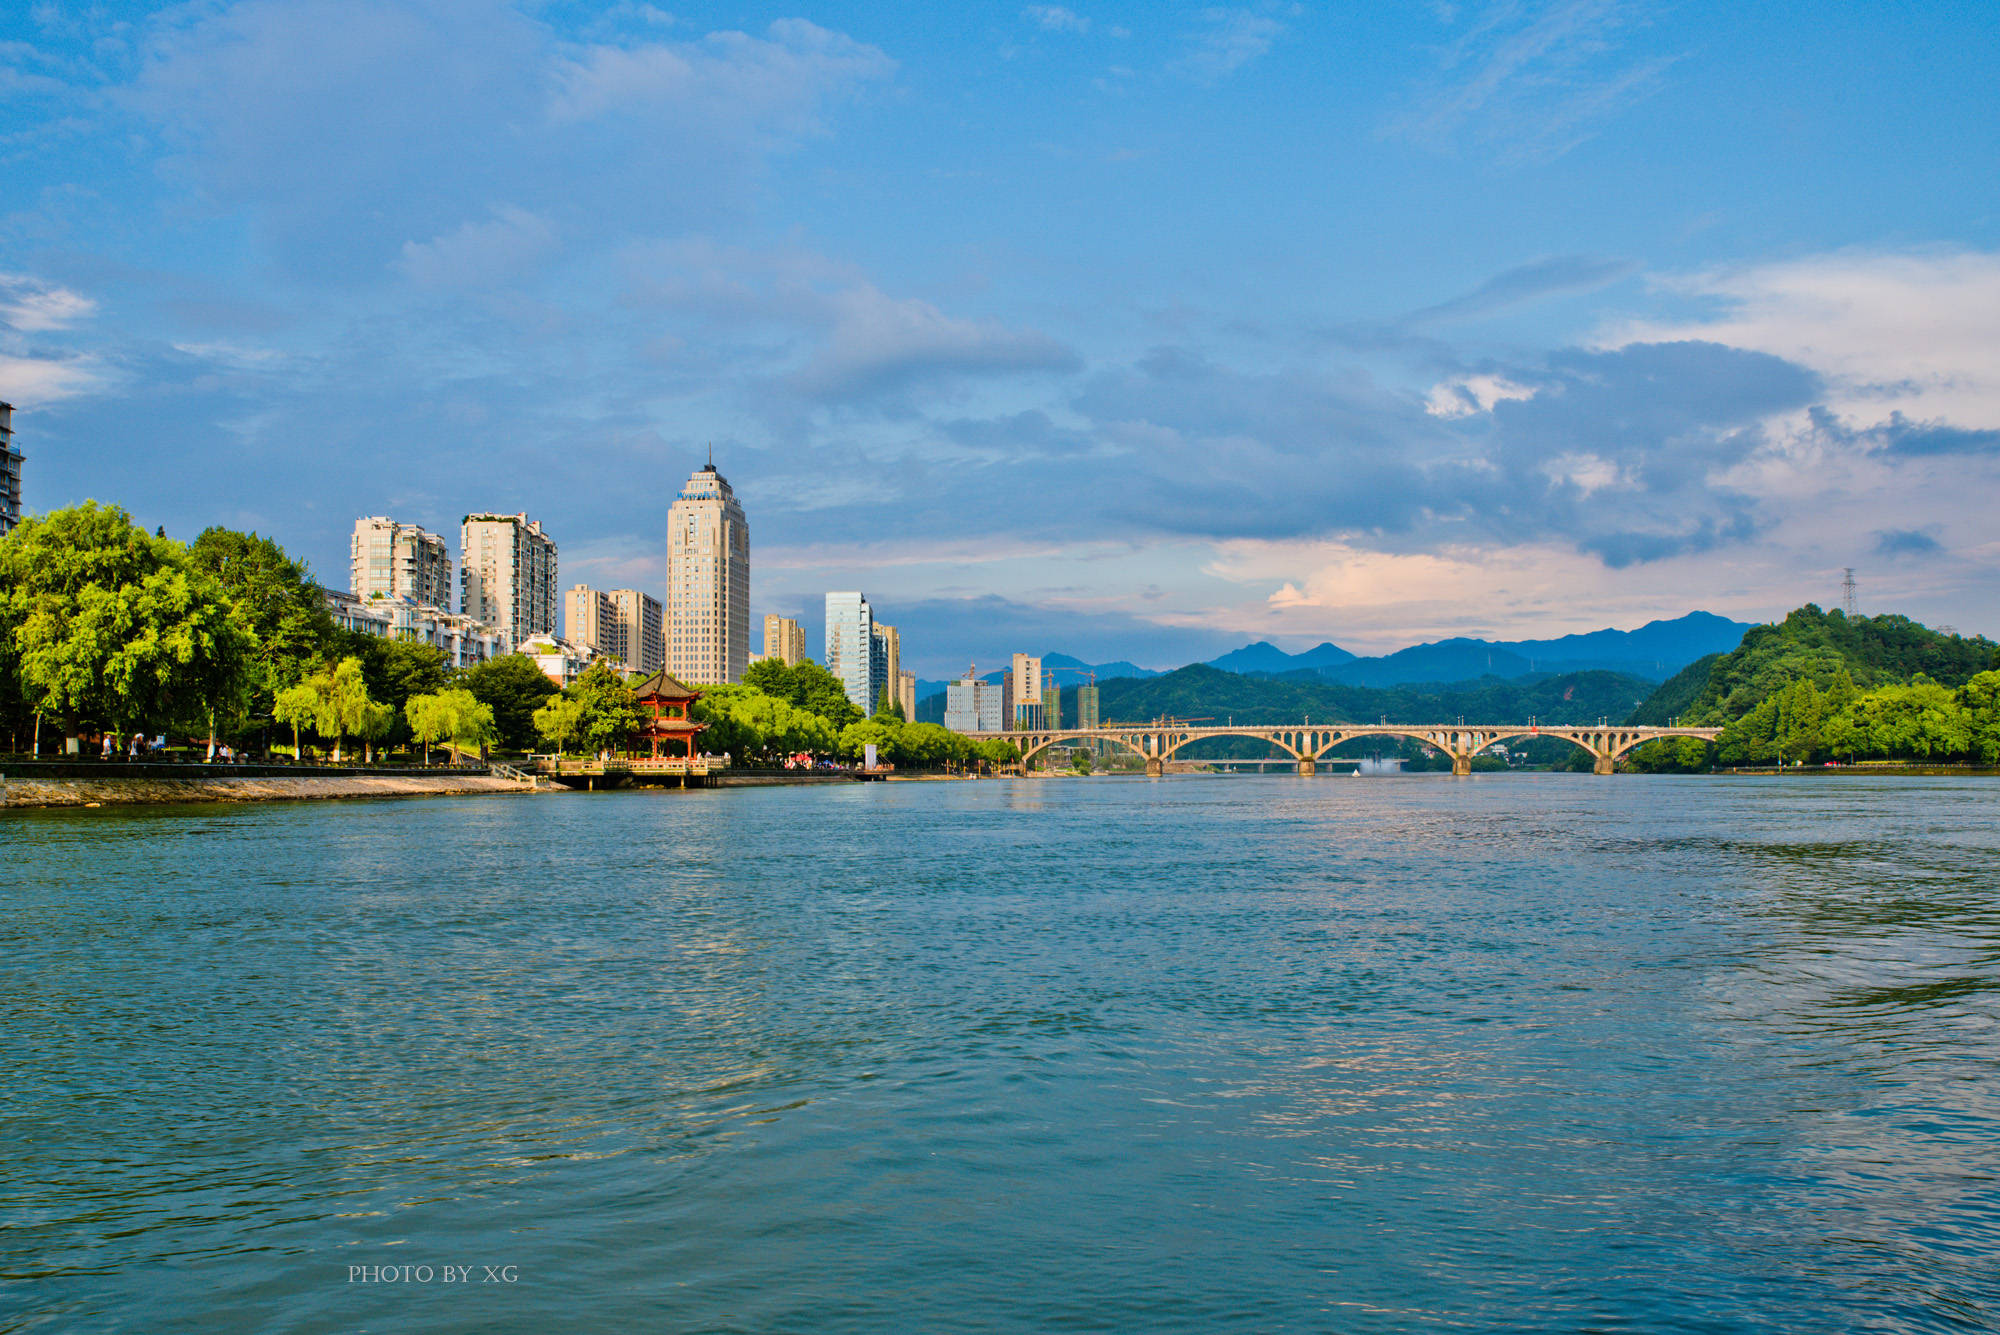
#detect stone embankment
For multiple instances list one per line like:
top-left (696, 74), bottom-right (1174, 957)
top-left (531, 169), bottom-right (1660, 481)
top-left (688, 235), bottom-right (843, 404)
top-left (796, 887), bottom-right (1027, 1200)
top-left (2, 766), bottom-right (529, 808)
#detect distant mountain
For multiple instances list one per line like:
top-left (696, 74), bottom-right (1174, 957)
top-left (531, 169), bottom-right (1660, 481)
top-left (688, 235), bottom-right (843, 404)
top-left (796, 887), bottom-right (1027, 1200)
top-left (1206, 641), bottom-right (1355, 674)
top-left (1204, 612), bottom-right (1755, 688)
top-left (910, 614), bottom-right (1756, 725)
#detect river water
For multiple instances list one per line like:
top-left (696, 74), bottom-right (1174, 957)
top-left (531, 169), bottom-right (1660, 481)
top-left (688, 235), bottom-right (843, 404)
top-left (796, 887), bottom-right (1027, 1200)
top-left (3, 775), bottom-right (1997, 1333)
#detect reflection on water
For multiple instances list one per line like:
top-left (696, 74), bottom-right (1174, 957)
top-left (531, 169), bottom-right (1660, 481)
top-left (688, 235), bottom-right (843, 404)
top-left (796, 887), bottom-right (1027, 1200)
top-left (3, 776), bottom-right (1997, 1333)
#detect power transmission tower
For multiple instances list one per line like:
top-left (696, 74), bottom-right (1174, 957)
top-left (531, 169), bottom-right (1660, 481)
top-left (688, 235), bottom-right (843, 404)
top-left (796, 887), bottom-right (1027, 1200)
top-left (1842, 568), bottom-right (1858, 617)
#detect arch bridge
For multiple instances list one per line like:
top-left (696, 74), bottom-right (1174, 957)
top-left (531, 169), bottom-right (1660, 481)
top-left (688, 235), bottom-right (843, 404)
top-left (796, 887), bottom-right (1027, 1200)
top-left (965, 722), bottom-right (1720, 777)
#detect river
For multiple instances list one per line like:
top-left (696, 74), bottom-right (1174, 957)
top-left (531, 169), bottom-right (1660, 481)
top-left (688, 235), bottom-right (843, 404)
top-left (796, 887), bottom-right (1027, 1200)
top-left (4, 775), bottom-right (1997, 1332)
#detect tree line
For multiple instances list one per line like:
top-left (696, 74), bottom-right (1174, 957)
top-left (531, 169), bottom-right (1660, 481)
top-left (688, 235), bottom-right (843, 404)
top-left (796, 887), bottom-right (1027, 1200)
top-left (0, 502), bottom-right (562, 761)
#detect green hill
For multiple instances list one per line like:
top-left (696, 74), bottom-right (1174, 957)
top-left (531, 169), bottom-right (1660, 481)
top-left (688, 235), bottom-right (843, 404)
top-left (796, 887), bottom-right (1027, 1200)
top-left (1628, 606), bottom-right (1998, 725)
top-left (1621, 606), bottom-right (2000, 769)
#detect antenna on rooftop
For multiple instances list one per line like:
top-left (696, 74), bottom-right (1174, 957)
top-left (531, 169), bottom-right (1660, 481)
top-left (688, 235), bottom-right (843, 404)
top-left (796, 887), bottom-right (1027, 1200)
top-left (1842, 568), bottom-right (1859, 617)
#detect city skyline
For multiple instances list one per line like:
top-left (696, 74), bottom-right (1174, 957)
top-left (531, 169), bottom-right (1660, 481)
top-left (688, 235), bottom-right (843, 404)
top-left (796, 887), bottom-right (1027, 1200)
top-left (3, 3), bottom-right (1997, 677)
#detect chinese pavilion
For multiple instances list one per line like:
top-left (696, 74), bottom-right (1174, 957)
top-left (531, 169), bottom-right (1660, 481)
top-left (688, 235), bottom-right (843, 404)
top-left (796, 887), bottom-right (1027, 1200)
top-left (630, 670), bottom-right (707, 760)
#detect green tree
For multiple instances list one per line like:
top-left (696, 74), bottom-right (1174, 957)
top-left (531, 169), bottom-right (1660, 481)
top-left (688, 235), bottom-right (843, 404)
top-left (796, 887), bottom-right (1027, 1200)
top-left (440, 688), bottom-right (498, 758)
top-left (838, 715), bottom-right (905, 763)
top-left (742, 658), bottom-right (793, 698)
top-left (742, 657), bottom-right (862, 730)
top-left (307, 657), bottom-right (384, 763)
top-left (405, 692), bottom-right (452, 763)
top-left (358, 700), bottom-right (398, 764)
top-left (187, 527), bottom-right (336, 725)
top-left (531, 694), bottom-right (588, 755)
top-left (461, 653), bottom-right (561, 751)
top-left (1962, 671), bottom-right (2000, 764)
top-left (566, 661), bottom-right (641, 755)
top-left (1824, 679), bottom-right (1972, 761)
top-left (0, 502), bottom-right (251, 741)
top-left (274, 682), bottom-right (321, 759)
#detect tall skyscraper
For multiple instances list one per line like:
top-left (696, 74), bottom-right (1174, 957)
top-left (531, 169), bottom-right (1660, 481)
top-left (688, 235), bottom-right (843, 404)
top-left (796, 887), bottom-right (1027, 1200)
top-left (0, 402), bottom-right (20, 538)
top-left (873, 622), bottom-right (901, 714)
top-left (898, 670), bottom-right (917, 722)
top-left (825, 591), bottom-right (885, 713)
top-left (667, 463), bottom-right (750, 684)
top-left (461, 513), bottom-right (557, 651)
top-left (1004, 653), bottom-right (1045, 729)
top-left (762, 614), bottom-right (806, 665)
top-left (351, 516), bottom-right (453, 608)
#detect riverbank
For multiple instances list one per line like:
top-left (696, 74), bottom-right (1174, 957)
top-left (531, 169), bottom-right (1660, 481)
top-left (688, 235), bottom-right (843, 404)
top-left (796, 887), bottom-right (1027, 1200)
top-left (2, 773), bottom-right (529, 808)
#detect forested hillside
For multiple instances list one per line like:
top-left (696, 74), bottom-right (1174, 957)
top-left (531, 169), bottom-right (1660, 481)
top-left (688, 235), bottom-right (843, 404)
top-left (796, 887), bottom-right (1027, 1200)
top-left (1623, 606), bottom-right (2000, 768)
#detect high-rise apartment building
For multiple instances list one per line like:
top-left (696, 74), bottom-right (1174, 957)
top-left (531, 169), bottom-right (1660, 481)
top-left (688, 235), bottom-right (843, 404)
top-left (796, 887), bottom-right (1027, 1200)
top-left (945, 671), bottom-right (1003, 733)
top-left (667, 463), bottom-right (750, 684)
top-left (461, 513), bottom-right (557, 651)
top-left (898, 670), bottom-right (917, 723)
top-left (565, 585), bottom-right (614, 656)
top-left (609, 588), bottom-right (665, 676)
top-left (873, 622), bottom-right (901, 714)
top-left (0, 402), bottom-right (20, 538)
top-left (564, 585), bottom-right (663, 674)
top-left (1003, 653), bottom-right (1045, 730)
top-left (1042, 685), bottom-right (1061, 732)
top-left (1076, 683), bottom-right (1101, 731)
top-left (825, 591), bottom-right (888, 713)
top-left (762, 614), bottom-right (806, 665)
top-left (351, 516), bottom-right (453, 608)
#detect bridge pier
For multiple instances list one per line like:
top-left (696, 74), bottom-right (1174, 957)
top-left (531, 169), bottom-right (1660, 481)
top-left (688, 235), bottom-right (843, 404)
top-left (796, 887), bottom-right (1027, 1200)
top-left (1451, 753), bottom-right (1472, 777)
top-left (1296, 758), bottom-right (1316, 776)
top-left (1145, 757), bottom-right (1166, 778)
top-left (1593, 754), bottom-right (1616, 776)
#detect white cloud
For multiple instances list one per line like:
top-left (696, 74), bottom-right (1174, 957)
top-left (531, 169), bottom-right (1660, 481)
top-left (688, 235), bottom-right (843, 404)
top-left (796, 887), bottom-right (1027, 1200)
top-left (1606, 249), bottom-right (2000, 430)
top-left (0, 274), bottom-right (96, 331)
top-left (794, 285), bottom-right (1077, 398)
top-left (549, 19), bottom-right (895, 135)
top-left (0, 350), bottom-right (104, 403)
top-left (1390, 0), bottom-right (1672, 163)
top-left (1199, 536), bottom-right (1789, 652)
top-left (1538, 451), bottom-right (1623, 497)
top-left (1423, 372), bottom-right (1535, 417)
top-left (397, 206), bottom-right (557, 288)
top-left (1024, 6), bottom-right (1089, 34)
top-left (1173, 8), bottom-right (1286, 83)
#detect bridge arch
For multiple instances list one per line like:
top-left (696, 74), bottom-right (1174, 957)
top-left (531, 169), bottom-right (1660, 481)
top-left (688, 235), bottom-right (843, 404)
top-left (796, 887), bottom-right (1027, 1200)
top-left (1482, 730), bottom-right (1607, 765)
top-left (1159, 729), bottom-right (1305, 762)
top-left (1018, 731), bottom-right (1149, 765)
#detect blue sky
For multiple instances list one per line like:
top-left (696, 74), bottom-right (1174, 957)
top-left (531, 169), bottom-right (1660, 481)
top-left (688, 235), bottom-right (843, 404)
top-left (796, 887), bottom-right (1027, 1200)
top-left (4, 0), bottom-right (1998, 675)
